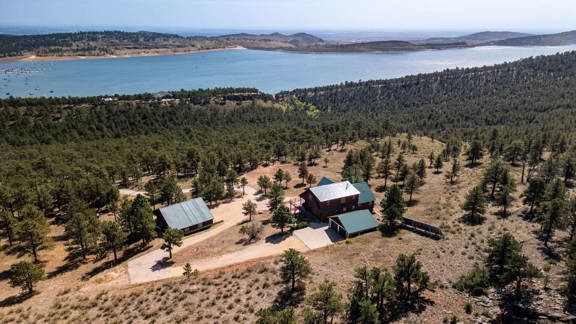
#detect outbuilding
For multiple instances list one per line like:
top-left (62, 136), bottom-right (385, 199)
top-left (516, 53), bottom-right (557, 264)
top-left (157, 198), bottom-right (214, 234)
top-left (329, 209), bottom-right (379, 238)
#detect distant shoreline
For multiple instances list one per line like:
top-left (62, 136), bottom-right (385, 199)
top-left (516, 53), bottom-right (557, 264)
top-left (0, 46), bottom-right (246, 63)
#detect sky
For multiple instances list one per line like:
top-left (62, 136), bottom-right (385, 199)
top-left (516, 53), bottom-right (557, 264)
top-left (0, 0), bottom-right (574, 32)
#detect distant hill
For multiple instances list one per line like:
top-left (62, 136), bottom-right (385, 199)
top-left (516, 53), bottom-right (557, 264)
top-left (215, 32), bottom-right (324, 49)
top-left (491, 30), bottom-right (576, 46)
top-left (290, 40), bottom-right (468, 53)
top-left (0, 31), bottom-right (324, 58)
top-left (419, 31), bottom-right (532, 45)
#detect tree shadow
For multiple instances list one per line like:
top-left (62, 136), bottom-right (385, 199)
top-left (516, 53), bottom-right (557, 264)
top-left (459, 213), bottom-right (486, 226)
top-left (151, 258), bottom-right (174, 272)
top-left (496, 210), bottom-right (511, 219)
top-left (379, 224), bottom-right (399, 237)
top-left (294, 183), bottom-right (306, 189)
top-left (0, 292), bottom-right (37, 308)
top-left (537, 244), bottom-right (562, 263)
top-left (265, 232), bottom-right (290, 244)
top-left (272, 285), bottom-right (306, 310)
top-left (499, 288), bottom-right (541, 322)
top-left (406, 200), bottom-right (419, 207)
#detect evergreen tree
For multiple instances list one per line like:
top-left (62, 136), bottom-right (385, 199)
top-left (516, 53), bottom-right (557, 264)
top-left (100, 220), bottom-right (126, 264)
top-left (280, 248), bottom-right (312, 291)
top-left (434, 155), bottom-right (443, 173)
top-left (377, 159), bottom-right (391, 188)
top-left (182, 263), bottom-right (199, 280)
top-left (271, 205), bottom-right (294, 234)
top-left (282, 172), bottom-right (292, 189)
top-left (9, 261), bottom-right (45, 294)
top-left (268, 183), bottom-right (285, 212)
top-left (130, 195), bottom-right (157, 247)
top-left (445, 158), bottom-right (461, 185)
top-left (522, 177), bottom-right (546, 215)
top-left (242, 200), bottom-right (258, 221)
top-left (256, 308), bottom-right (297, 324)
top-left (467, 141), bottom-right (484, 167)
top-left (0, 209), bottom-right (17, 246)
top-left (239, 177), bottom-right (248, 196)
top-left (482, 159), bottom-right (507, 199)
top-left (537, 179), bottom-right (567, 247)
top-left (404, 171), bottom-right (420, 203)
top-left (298, 163), bottom-right (309, 184)
top-left (380, 185), bottom-right (405, 231)
top-left (461, 186), bottom-right (487, 224)
top-left (161, 228), bottom-right (183, 259)
top-left (65, 211), bottom-right (101, 260)
top-left (393, 253), bottom-right (431, 307)
top-left (257, 175), bottom-right (272, 195)
top-left (563, 258), bottom-right (576, 304)
top-left (306, 280), bottom-right (344, 324)
top-left (17, 205), bottom-right (50, 263)
top-left (306, 173), bottom-right (317, 188)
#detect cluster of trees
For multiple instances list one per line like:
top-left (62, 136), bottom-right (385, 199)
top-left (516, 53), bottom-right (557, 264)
top-left (256, 250), bottom-right (432, 324)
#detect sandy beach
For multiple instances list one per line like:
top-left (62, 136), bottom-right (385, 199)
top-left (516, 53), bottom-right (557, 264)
top-left (0, 46), bottom-right (246, 63)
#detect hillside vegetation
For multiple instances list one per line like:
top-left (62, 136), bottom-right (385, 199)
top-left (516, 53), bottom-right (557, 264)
top-left (1, 51), bottom-right (576, 322)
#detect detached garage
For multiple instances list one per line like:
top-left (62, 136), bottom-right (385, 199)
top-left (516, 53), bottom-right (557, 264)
top-left (157, 198), bottom-right (214, 234)
top-left (329, 210), bottom-right (379, 238)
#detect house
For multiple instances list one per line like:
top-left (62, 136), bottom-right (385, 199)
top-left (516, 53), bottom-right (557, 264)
top-left (299, 178), bottom-right (375, 220)
top-left (329, 210), bottom-right (379, 238)
top-left (157, 198), bottom-right (214, 234)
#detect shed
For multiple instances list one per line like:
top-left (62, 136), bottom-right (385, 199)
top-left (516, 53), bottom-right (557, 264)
top-left (329, 210), bottom-right (379, 237)
top-left (158, 198), bottom-right (214, 234)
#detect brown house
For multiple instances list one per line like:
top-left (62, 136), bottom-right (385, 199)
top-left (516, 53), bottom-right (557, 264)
top-left (299, 179), bottom-right (375, 220)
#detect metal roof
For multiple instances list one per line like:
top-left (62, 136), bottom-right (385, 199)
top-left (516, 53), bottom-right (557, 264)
top-left (159, 198), bottom-right (213, 230)
top-left (309, 181), bottom-right (360, 202)
top-left (318, 176), bottom-right (335, 186)
top-left (331, 210), bottom-right (379, 235)
top-left (352, 182), bottom-right (376, 204)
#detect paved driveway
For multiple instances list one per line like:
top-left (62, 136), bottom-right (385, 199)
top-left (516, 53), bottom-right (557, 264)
top-left (293, 222), bottom-right (342, 249)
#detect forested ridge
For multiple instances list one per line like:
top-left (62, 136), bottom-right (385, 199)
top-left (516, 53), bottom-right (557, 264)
top-left (0, 52), bottom-right (575, 200)
top-left (279, 51), bottom-right (576, 144)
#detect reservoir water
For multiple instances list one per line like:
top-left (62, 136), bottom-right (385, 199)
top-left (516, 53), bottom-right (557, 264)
top-left (1, 45), bottom-right (576, 98)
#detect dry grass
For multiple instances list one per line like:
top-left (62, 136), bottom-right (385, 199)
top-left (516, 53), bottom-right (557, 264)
top-left (0, 135), bottom-right (572, 323)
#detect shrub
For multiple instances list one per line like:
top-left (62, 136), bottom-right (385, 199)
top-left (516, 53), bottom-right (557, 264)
top-left (454, 264), bottom-right (490, 296)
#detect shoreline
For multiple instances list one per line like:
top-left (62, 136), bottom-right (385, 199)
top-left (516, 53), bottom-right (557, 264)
top-left (0, 46), bottom-right (246, 63)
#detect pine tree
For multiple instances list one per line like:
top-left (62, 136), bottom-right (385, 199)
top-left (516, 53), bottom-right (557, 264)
top-left (434, 155), bottom-right (443, 173)
top-left (65, 211), bottom-right (101, 260)
top-left (161, 228), bottom-right (183, 259)
top-left (280, 248), bottom-right (312, 291)
top-left (242, 200), bottom-right (258, 221)
top-left (131, 195), bottom-right (157, 247)
top-left (271, 205), bottom-right (294, 234)
top-left (306, 280), bottom-right (344, 324)
top-left (461, 186), bottom-right (487, 224)
top-left (404, 171), bottom-right (420, 203)
top-left (298, 163), bottom-right (309, 184)
top-left (9, 261), bottom-right (45, 294)
top-left (445, 158), bottom-right (461, 185)
top-left (257, 175), bottom-right (272, 195)
top-left (101, 220), bottom-right (126, 263)
top-left (380, 185), bottom-right (405, 231)
top-left (17, 205), bottom-right (50, 263)
top-left (522, 177), bottom-right (545, 215)
top-left (0, 210), bottom-right (17, 246)
top-left (467, 141), bottom-right (484, 167)
top-left (268, 183), bottom-right (285, 212)
top-left (240, 177), bottom-right (249, 196)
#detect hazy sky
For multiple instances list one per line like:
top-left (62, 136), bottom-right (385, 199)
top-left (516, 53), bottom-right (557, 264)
top-left (1, 0), bottom-right (574, 31)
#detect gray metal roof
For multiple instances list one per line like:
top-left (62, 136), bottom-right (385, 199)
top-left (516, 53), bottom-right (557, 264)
top-left (310, 181), bottom-right (360, 202)
top-left (159, 198), bottom-right (213, 230)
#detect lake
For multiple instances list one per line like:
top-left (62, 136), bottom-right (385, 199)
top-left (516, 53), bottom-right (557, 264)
top-left (1, 45), bottom-right (576, 98)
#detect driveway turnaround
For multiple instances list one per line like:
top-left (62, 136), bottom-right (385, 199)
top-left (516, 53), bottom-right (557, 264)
top-left (127, 185), bottom-right (266, 284)
top-left (293, 222), bottom-right (342, 249)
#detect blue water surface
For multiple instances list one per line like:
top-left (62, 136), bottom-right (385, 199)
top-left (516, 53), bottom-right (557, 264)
top-left (1, 45), bottom-right (575, 98)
